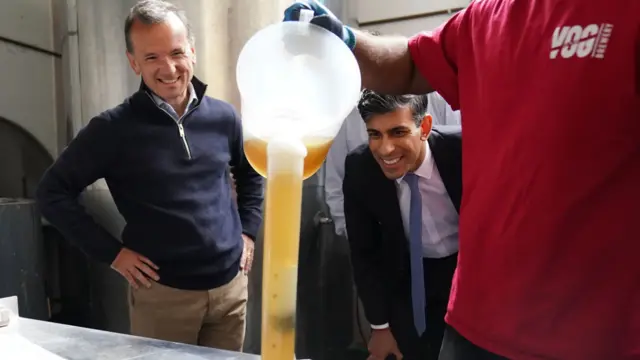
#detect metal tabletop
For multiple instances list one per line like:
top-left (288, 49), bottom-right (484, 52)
top-left (10, 317), bottom-right (260, 360)
top-left (0, 296), bottom-right (308, 360)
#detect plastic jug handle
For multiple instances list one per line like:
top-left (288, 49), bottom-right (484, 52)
top-left (299, 9), bottom-right (314, 23)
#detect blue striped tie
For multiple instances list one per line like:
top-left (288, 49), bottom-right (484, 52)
top-left (404, 173), bottom-right (426, 336)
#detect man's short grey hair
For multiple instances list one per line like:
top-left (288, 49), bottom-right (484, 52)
top-left (124, 0), bottom-right (194, 53)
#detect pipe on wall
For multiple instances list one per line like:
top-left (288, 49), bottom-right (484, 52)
top-left (64, 0), bottom-right (83, 138)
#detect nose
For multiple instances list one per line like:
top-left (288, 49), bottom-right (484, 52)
top-left (159, 57), bottom-right (177, 74)
top-left (378, 137), bottom-right (395, 156)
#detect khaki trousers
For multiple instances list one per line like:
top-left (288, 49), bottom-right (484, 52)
top-left (128, 271), bottom-right (248, 351)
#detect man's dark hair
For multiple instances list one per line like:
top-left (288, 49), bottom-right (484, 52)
top-left (124, 0), bottom-right (194, 53)
top-left (357, 89), bottom-right (429, 126)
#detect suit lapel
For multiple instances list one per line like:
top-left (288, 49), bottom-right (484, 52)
top-left (428, 130), bottom-right (460, 213)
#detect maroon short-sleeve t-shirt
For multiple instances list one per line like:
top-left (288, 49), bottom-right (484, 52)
top-left (408, 0), bottom-right (640, 359)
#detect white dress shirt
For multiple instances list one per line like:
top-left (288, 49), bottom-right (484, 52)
top-left (396, 142), bottom-right (460, 258)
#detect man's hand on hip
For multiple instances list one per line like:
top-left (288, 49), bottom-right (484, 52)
top-left (111, 248), bottom-right (159, 289)
top-left (367, 328), bottom-right (403, 360)
top-left (240, 234), bottom-right (254, 275)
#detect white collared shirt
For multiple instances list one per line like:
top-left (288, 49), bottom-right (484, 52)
top-left (150, 83), bottom-right (199, 123)
top-left (395, 142), bottom-right (460, 258)
top-left (324, 108), bottom-right (368, 236)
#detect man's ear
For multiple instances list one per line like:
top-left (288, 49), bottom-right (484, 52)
top-left (420, 114), bottom-right (433, 140)
top-left (126, 51), bottom-right (141, 75)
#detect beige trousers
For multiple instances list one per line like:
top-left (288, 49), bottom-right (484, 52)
top-left (128, 271), bottom-right (248, 351)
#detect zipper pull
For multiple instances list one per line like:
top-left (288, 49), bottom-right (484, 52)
top-left (178, 123), bottom-right (186, 138)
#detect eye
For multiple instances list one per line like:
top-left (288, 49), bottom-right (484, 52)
top-left (145, 55), bottom-right (157, 61)
top-left (391, 129), bottom-right (409, 137)
top-left (368, 133), bottom-right (381, 139)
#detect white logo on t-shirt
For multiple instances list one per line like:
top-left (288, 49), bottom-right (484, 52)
top-left (550, 23), bottom-right (614, 59)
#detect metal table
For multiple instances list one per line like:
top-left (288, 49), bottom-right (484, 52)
top-left (12, 317), bottom-right (259, 360)
top-left (0, 296), bottom-right (308, 360)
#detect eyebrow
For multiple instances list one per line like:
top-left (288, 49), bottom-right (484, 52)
top-left (143, 48), bottom-right (184, 57)
top-left (367, 126), bottom-right (411, 133)
top-left (388, 126), bottom-right (410, 132)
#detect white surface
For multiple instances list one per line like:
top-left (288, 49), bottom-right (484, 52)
top-left (0, 309), bottom-right (10, 328)
top-left (356, 0), bottom-right (470, 23)
top-left (0, 298), bottom-right (61, 359)
top-left (0, 42), bottom-right (59, 157)
top-left (0, 297), bottom-right (19, 316)
top-left (0, 306), bottom-right (13, 328)
top-left (0, 0), bottom-right (55, 53)
top-left (0, 0), bottom-right (63, 157)
top-left (360, 12), bottom-right (455, 36)
top-left (0, 332), bottom-right (66, 360)
top-left (348, 0), bottom-right (468, 37)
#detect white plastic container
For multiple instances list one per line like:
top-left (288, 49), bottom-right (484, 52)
top-left (236, 19), bottom-right (361, 146)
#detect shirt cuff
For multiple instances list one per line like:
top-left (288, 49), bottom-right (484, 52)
top-left (370, 323), bottom-right (390, 330)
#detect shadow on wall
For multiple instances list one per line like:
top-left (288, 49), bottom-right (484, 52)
top-left (0, 117), bottom-right (54, 198)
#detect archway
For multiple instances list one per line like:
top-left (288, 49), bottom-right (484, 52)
top-left (0, 117), bottom-right (54, 199)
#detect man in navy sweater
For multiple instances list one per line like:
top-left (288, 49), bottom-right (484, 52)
top-left (36, 0), bottom-right (263, 351)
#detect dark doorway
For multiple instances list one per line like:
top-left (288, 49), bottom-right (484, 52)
top-left (0, 117), bottom-right (54, 198)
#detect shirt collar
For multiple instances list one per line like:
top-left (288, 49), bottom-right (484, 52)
top-left (150, 82), bottom-right (198, 111)
top-left (395, 141), bottom-right (434, 184)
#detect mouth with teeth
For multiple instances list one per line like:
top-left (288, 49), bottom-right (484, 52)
top-left (380, 156), bottom-right (402, 168)
top-left (158, 77), bottom-right (180, 85)
top-left (378, 156), bottom-right (406, 178)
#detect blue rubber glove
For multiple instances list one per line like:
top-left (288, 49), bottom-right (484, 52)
top-left (283, 0), bottom-right (356, 50)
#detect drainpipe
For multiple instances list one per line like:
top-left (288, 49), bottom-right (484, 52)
top-left (65, 0), bottom-right (83, 137)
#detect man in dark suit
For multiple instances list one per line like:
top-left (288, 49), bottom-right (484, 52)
top-left (343, 89), bottom-right (462, 360)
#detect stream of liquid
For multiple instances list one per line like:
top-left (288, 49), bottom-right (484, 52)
top-left (244, 136), bottom-right (334, 360)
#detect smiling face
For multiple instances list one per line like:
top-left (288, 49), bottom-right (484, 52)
top-left (366, 107), bottom-right (432, 180)
top-left (126, 12), bottom-right (195, 111)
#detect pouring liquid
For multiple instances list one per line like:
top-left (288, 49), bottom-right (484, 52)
top-left (243, 135), bottom-right (333, 360)
top-left (244, 136), bottom-right (333, 180)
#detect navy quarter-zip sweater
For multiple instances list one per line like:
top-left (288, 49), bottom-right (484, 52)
top-left (36, 77), bottom-right (264, 290)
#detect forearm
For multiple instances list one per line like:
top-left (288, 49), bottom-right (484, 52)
top-left (36, 171), bottom-right (122, 264)
top-left (353, 30), bottom-right (432, 95)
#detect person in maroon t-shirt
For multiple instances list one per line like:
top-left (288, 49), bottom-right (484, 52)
top-left (284, 1), bottom-right (640, 360)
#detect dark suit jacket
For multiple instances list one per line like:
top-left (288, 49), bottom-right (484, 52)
top-left (342, 125), bottom-right (462, 326)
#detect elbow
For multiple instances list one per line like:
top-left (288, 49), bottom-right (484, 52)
top-left (35, 172), bottom-right (52, 207)
top-left (34, 172), bottom-right (69, 221)
top-left (35, 180), bottom-right (56, 221)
